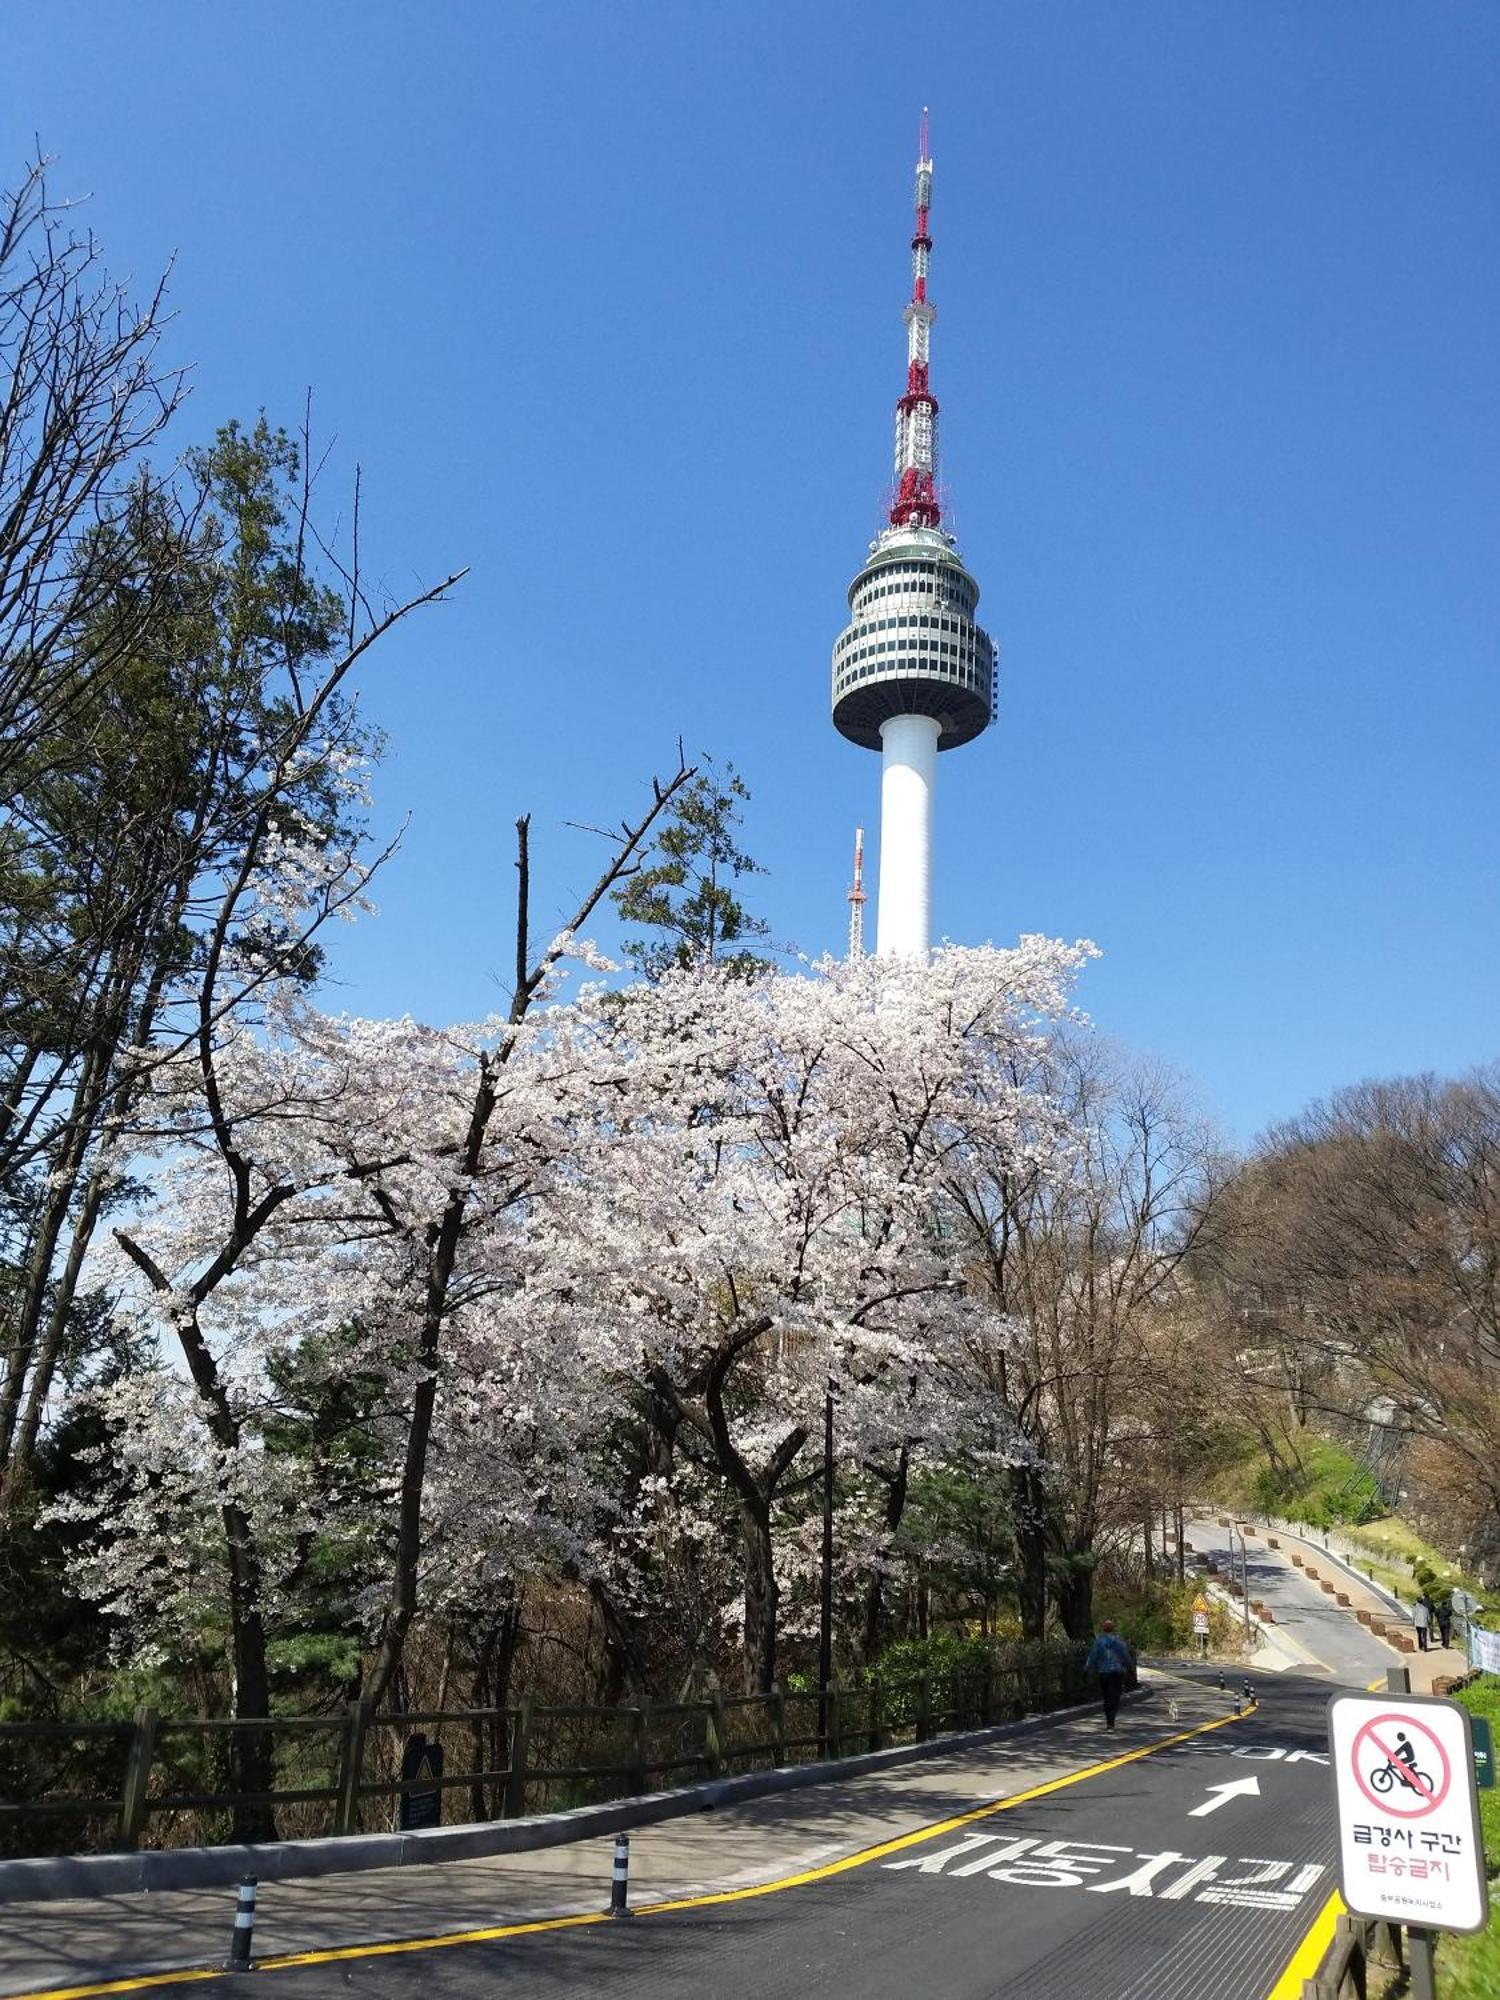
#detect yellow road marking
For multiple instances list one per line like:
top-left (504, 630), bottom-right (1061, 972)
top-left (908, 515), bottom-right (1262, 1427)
top-left (1262, 1677), bottom-right (1375, 1997)
top-left (9, 1703), bottom-right (1256, 2000)
top-left (1264, 1887), bottom-right (1345, 1999)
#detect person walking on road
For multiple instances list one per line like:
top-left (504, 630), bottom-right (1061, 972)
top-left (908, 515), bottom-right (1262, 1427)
top-left (1437, 1596), bottom-right (1454, 1650)
top-left (1083, 1620), bottom-right (1132, 1731)
top-left (1413, 1594), bottom-right (1432, 1652)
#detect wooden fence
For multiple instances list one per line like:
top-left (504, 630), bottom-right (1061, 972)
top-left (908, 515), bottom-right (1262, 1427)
top-left (0, 1643), bottom-right (1093, 1860)
top-left (1302, 1913), bottom-right (1407, 1999)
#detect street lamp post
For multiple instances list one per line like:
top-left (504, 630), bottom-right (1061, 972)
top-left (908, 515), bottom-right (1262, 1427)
top-left (819, 1376), bottom-right (834, 1753)
top-left (1229, 1524), bottom-right (1252, 1641)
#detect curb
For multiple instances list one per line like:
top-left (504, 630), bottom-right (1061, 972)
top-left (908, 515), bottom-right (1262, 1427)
top-left (1261, 1519), bottom-right (1414, 1625)
top-left (0, 1689), bottom-right (1150, 1906)
top-left (1201, 1578), bottom-right (1318, 1675)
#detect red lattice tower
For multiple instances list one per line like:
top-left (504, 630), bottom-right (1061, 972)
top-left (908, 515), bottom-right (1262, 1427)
top-left (890, 108), bottom-right (940, 531)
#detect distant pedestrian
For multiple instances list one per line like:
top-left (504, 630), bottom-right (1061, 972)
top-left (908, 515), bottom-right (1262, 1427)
top-left (1412, 1595), bottom-right (1431, 1652)
top-left (1083, 1619), bottom-right (1132, 1731)
top-left (1437, 1598), bottom-right (1454, 1650)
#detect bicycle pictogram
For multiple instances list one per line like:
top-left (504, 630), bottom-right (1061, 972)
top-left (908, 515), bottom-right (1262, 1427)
top-left (1368, 1731), bottom-right (1436, 1798)
top-left (1351, 1713), bottom-right (1451, 1819)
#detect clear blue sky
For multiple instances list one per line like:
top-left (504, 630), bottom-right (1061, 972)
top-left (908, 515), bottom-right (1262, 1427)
top-left (9, 2), bottom-right (1497, 1143)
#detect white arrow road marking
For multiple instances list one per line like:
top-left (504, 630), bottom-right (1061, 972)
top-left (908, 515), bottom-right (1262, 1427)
top-left (1188, 1776), bottom-right (1262, 1817)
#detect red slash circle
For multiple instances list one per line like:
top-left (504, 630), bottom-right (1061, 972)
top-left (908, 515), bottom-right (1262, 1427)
top-left (1351, 1713), bottom-right (1451, 1818)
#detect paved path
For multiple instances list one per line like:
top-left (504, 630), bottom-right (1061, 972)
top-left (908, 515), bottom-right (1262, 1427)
top-left (1188, 1520), bottom-right (1467, 1688)
top-left (1246, 1520), bottom-right (1470, 1691)
top-left (1, 1674), bottom-right (1347, 2000)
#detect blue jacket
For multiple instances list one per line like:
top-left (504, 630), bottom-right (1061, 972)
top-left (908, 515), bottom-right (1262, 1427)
top-left (1084, 1633), bottom-right (1132, 1676)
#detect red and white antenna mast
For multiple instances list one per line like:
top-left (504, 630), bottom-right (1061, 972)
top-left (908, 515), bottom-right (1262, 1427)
top-left (847, 825), bottom-right (867, 959)
top-left (891, 107), bottom-right (940, 530)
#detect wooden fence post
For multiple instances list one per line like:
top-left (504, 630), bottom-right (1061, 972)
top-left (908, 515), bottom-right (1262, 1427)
top-left (504, 1697), bottom-right (532, 1819)
top-left (630, 1701), bottom-right (650, 1796)
top-left (332, 1699), bottom-right (369, 1837)
top-left (770, 1683), bottom-right (787, 1765)
top-left (916, 1672), bottom-right (930, 1744)
top-left (704, 1689), bottom-right (726, 1778)
top-left (116, 1705), bottom-right (158, 1851)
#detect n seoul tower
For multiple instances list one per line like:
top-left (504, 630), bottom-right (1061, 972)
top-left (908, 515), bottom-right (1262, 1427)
top-left (831, 113), bottom-right (996, 957)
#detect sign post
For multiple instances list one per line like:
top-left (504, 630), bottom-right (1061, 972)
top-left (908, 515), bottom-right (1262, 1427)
top-left (1191, 1593), bottom-right (1210, 1659)
top-left (1328, 1688), bottom-right (1489, 1998)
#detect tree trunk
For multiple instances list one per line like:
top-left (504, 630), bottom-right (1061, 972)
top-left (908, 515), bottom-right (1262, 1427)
top-left (2, 1167), bottom-right (105, 1506)
top-left (861, 1443), bottom-right (910, 1667)
top-left (1009, 1464), bottom-right (1048, 1642)
top-left (223, 1498), bottom-right (277, 1842)
top-left (741, 1502), bottom-right (779, 1693)
top-left (1054, 1561), bottom-right (1095, 1642)
top-left (0, 1060), bottom-right (98, 1476)
top-left (590, 1581), bottom-right (640, 1703)
top-left (862, 1573), bottom-right (885, 1667)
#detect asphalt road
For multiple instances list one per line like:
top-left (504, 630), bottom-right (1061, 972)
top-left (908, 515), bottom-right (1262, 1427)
top-left (1188, 1525), bottom-right (1396, 1685)
top-left (109, 1676), bottom-right (1344, 2000)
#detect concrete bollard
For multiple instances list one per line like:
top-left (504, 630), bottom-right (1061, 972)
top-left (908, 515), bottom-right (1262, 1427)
top-left (225, 1877), bottom-right (257, 1971)
top-left (608, 1831), bottom-right (632, 1918)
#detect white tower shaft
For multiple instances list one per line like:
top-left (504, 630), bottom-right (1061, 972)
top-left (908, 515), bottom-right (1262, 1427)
top-left (875, 714), bottom-right (939, 956)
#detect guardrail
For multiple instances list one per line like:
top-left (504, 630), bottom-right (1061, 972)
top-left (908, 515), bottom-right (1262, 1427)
top-left (0, 1644), bottom-right (1094, 1860)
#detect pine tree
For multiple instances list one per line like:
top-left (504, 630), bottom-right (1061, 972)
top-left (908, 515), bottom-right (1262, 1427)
top-left (612, 760), bottom-right (770, 979)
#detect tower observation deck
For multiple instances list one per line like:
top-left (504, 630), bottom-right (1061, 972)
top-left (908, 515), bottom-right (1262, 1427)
top-left (830, 114), bottom-right (996, 957)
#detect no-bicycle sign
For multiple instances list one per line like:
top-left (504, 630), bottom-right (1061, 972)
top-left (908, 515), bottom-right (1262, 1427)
top-left (1328, 1691), bottom-right (1489, 1933)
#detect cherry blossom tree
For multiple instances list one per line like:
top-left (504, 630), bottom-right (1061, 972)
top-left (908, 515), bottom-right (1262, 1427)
top-left (538, 939), bottom-right (1092, 1689)
top-left (59, 919), bottom-right (1097, 1778)
top-left (61, 768), bottom-right (690, 1829)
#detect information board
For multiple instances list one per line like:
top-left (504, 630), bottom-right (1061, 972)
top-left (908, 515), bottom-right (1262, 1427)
top-left (398, 1731), bottom-right (444, 1831)
top-left (1472, 1715), bottom-right (1494, 1792)
top-left (1328, 1691), bottom-right (1489, 1933)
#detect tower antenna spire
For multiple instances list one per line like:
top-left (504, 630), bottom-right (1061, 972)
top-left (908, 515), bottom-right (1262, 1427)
top-left (847, 825), bottom-right (867, 959)
top-left (891, 106), bottom-right (939, 529)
